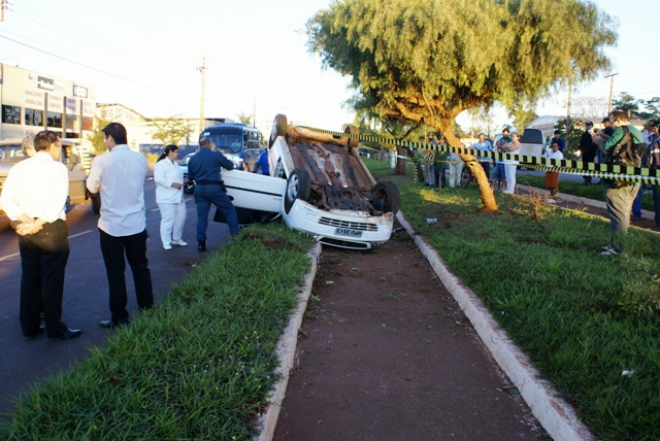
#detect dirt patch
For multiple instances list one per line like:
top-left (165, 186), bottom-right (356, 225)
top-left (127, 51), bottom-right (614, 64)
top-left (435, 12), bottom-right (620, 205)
top-left (274, 228), bottom-right (550, 441)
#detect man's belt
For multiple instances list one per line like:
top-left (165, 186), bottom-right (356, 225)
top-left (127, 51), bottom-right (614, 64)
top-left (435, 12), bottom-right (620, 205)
top-left (196, 180), bottom-right (223, 185)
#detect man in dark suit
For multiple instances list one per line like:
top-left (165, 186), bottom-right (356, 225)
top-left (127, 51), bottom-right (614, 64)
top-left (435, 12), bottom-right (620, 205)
top-left (579, 121), bottom-right (597, 185)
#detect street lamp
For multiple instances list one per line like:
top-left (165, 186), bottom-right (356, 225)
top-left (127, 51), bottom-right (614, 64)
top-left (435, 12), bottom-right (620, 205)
top-left (605, 73), bottom-right (618, 113)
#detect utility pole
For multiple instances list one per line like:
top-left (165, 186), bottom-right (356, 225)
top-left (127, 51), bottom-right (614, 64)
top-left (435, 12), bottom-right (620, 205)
top-left (566, 80), bottom-right (572, 150)
top-left (605, 73), bottom-right (618, 114)
top-left (198, 57), bottom-right (207, 133)
top-left (253, 96), bottom-right (256, 128)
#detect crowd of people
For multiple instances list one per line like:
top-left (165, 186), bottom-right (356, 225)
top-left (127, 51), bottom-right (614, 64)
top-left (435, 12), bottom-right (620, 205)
top-left (0, 123), bottom-right (240, 341)
top-left (420, 108), bottom-right (660, 257)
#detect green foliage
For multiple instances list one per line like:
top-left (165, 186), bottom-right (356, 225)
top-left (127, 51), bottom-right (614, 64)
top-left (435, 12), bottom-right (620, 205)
top-left (618, 256), bottom-right (660, 318)
top-left (148, 116), bottom-right (195, 147)
top-left (365, 157), bottom-right (660, 441)
top-left (613, 91), bottom-right (641, 119)
top-left (508, 98), bottom-right (538, 132)
top-left (554, 118), bottom-right (584, 159)
top-left (637, 96), bottom-right (660, 121)
top-left (143, 153), bottom-right (161, 164)
top-left (307, 0), bottom-right (617, 137)
top-left (1, 224), bottom-right (315, 440)
top-left (86, 115), bottom-right (115, 156)
top-left (236, 112), bottom-right (253, 126)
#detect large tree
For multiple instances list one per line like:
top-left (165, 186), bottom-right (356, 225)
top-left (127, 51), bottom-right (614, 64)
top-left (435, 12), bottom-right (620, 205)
top-left (613, 92), bottom-right (641, 119)
top-left (307, 0), bottom-right (617, 211)
top-left (148, 117), bottom-right (195, 147)
top-left (86, 115), bottom-right (115, 156)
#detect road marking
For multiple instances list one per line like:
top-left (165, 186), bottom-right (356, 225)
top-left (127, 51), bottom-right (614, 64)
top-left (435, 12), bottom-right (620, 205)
top-left (0, 252), bottom-right (19, 262)
top-left (0, 229), bottom-right (95, 262)
top-left (68, 229), bottom-right (94, 239)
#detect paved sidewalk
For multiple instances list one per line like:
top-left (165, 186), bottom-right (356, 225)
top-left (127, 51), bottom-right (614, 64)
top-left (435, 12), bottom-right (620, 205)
top-left (273, 232), bottom-right (550, 441)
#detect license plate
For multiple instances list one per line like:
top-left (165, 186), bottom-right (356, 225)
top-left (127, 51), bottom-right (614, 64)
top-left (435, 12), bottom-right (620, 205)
top-left (335, 228), bottom-right (362, 238)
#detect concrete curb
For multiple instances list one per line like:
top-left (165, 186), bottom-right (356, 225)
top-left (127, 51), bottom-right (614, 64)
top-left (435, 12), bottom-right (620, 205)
top-left (396, 211), bottom-right (595, 441)
top-left (255, 243), bottom-right (322, 441)
top-left (518, 184), bottom-right (655, 220)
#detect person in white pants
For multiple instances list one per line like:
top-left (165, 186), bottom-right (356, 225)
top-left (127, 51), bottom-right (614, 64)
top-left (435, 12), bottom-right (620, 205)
top-left (500, 133), bottom-right (521, 194)
top-left (154, 145), bottom-right (188, 250)
top-left (448, 150), bottom-right (463, 187)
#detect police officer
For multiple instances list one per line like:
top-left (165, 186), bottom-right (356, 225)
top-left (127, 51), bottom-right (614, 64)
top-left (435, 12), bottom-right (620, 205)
top-left (187, 137), bottom-right (240, 251)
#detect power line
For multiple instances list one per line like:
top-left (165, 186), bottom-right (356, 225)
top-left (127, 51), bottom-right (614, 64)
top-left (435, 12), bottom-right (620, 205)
top-left (8, 3), bottom-right (94, 45)
top-left (0, 32), bottom-right (199, 101)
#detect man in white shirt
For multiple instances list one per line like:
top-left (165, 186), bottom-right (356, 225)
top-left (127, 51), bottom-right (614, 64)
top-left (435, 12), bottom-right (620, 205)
top-left (86, 123), bottom-right (154, 328)
top-left (0, 131), bottom-right (82, 341)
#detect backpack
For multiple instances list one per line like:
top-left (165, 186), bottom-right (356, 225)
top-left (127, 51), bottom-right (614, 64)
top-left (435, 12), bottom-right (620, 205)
top-left (604, 126), bottom-right (647, 188)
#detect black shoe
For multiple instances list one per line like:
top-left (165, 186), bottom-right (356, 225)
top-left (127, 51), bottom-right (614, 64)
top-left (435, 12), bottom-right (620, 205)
top-left (48, 328), bottom-right (82, 341)
top-left (23, 326), bottom-right (45, 340)
top-left (99, 319), bottom-right (127, 329)
top-left (198, 240), bottom-right (206, 252)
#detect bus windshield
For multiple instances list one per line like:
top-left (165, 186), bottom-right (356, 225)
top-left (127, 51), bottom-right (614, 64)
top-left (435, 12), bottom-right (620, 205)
top-left (203, 127), bottom-right (243, 154)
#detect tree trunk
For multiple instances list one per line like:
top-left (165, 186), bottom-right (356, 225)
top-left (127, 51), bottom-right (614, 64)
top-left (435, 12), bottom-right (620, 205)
top-left (444, 132), bottom-right (498, 212)
top-left (456, 153), bottom-right (498, 212)
top-left (395, 145), bottom-right (407, 175)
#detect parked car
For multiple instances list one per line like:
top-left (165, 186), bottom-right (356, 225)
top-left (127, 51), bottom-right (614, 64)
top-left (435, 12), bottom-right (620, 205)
top-left (0, 138), bottom-right (96, 215)
top-left (179, 152), bottom-right (196, 195)
top-left (218, 114), bottom-right (400, 250)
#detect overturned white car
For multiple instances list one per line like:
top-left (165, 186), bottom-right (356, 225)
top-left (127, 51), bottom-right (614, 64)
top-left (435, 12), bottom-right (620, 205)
top-left (221, 115), bottom-right (400, 250)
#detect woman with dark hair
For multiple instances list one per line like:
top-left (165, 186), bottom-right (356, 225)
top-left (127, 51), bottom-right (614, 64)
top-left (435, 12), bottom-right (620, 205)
top-left (154, 144), bottom-right (188, 250)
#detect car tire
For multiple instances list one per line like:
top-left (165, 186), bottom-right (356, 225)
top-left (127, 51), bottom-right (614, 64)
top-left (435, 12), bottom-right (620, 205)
top-left (284, 168), bottom-right (311, 214)
top-left (269, 114), bottom-right (288, 150)
top-left (345, 125), bottom-right (360, 149)
top-left (372, 181), bottom-right (400, 214)
top-left (91, 194), bottom-right (101, 215)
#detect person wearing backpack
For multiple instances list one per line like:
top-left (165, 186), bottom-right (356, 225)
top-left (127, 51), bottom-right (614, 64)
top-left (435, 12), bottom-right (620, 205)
top-left (592, 109), bottom-right (646, 256)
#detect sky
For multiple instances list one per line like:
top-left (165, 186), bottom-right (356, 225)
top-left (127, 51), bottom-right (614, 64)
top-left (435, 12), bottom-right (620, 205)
top-left (1, 0), bottom-right (658, 135)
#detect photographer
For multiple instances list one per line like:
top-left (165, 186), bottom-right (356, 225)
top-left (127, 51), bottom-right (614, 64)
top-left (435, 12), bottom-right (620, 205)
top-left (579, 121), bottom-right (597, 185)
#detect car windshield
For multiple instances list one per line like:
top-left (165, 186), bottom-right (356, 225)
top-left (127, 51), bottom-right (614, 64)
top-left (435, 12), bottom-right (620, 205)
top-left (180, 155), bottom-right (192, 166)
top-left (0, 143), bottom-right (25, 164)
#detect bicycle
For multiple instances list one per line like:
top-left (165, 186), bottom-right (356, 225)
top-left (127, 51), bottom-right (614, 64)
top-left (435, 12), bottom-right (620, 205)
top-left (459, 164), bottom-right (475, 188)
top-left (460, 162), bottom-right (504, 191)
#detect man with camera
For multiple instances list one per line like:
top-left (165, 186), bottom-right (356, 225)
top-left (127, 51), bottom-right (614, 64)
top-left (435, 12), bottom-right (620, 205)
top-left (579, 121), bottom-right (598, 185)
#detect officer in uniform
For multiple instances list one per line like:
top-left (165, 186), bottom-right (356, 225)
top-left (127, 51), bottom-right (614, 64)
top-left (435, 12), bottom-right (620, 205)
top-left (187, 137), bottom-right (240, 251)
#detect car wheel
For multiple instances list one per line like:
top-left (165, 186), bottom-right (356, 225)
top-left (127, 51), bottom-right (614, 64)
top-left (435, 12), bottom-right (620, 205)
top-left (269, 114), bottom-right (288, 150)
top-left (345, 125), bottom-right (360, 149)
top-left (284, 168), bottom-right (311, 214)
top-left (372, 181), bottom-right (400, 214)
top-left (91, 194), bottom-right (101, 215)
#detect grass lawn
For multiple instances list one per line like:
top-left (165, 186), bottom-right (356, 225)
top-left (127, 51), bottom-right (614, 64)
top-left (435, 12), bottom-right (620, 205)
top-left (516, 172), bottom-right (655, 212)
top-left (366, 158), bottom-right (660, 441)
top-left (1, 225), bottom-right (315, 440)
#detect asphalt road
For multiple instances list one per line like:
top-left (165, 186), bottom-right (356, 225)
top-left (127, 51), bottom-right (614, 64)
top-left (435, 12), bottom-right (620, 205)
top-left (0, 175), bottom-right (233, 418)
top-left (517, 167), bottom-right (587, 183)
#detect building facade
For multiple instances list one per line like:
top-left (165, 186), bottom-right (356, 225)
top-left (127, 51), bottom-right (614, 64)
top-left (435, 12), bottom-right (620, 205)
top-left (0, 64), bottom-right (96, 146)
